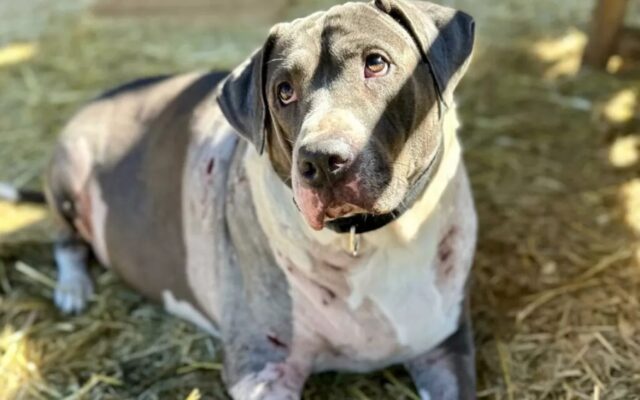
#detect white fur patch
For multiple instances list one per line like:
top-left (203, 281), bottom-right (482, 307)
top-left (0, 182), bottom-right (19, 202)
top-left (346, 236), bottom-right (455, 351)
top-left (162, 290), bottom-right (219, 337)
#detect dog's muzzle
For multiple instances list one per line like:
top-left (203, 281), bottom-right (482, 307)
top-left (325, 134), bottom-right (445, 235)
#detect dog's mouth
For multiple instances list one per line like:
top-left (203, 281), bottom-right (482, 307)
top-left (324, 203), bottom-right (367, 220)
top-left (293, 182), bottom-right (375, 231)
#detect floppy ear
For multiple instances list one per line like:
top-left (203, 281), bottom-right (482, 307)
top-left (216, 35), bottom-right (277, 154)
top-left (373, 0), bottom-right (475, 105)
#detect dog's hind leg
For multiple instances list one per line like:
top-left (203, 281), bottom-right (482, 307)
top-left (47, 182), bottom-right (95, 314)
top-left (45, 141), bottom-right (96, 314)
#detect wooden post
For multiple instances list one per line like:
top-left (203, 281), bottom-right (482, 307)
top-left (618, 27), bottom-right (640, 61)
top-left (582, 0), bottom-right (629, 69)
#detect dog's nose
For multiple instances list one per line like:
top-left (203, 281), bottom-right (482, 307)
top-left (297, 139), bottom-right (354, 188)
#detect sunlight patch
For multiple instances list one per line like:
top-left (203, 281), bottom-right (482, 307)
top-left (533, 28), bottom-right (587, 79)
top-left (607, 55), bottom-right (624, 74)
top-left (0, 202), bottom-right (47, 236)
top-left (603, 89), bottom-right (638, 125)
top-left (0, 43), bottom-right (37, 67)
top-left (0, 327), bottom-right (42, 399)
top-left (609, 135), bottom-right (640, 168)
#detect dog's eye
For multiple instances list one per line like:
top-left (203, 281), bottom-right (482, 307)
top-left (365, 54), bottom-right (389, 78)
top-left (277, 82), bottom-right (297, 105)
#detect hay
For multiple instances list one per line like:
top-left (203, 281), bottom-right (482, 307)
top-left (1, 0), bottom-right (640, 398)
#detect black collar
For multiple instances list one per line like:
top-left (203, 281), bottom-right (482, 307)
top-left (324, 136), bottom-right (445, 234)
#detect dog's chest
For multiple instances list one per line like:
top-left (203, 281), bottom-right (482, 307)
top-left (275, 237), bottom-right (462, 372)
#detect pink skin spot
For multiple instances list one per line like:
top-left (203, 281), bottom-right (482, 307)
top-left (342, 177), bottom-right (361, 195)
top-left (293, 181), bottom-right (330, 231)
top-left (293, 172), bottom-right (370, 230)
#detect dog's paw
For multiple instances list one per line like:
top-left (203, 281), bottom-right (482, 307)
top-left (230, 363), bottom-right (303, 400)
top-left (54, 269), bottom-right (94, 314)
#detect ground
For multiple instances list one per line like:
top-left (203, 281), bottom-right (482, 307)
top-left (1, 0), bottom-right (640, 399)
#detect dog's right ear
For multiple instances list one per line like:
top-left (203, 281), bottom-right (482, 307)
top-left (217, 33), bottom-right (277, 154)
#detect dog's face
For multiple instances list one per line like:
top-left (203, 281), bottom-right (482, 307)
top-left (219, 0), bottom-right (474, 230)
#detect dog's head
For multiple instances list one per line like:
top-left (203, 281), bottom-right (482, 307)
top-left (218, 0), bottom-right (474, 231)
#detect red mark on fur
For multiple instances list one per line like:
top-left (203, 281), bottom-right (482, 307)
top-left (437, 226), bottom-right (458, 280)
top-left (439, 247), bottom-right (453, 263)
top-left (441, 263), bottom-right (455, 280)
top-left (438, 226), bottom-right (457, 262)
top-left (325, 287), bottom-right (336, 300)
top-left (317, 283), bottom-right (336, 306)
top-left (206, 159), bottom-right (215, 175)
top-left (324, 262), bottom-right (343, 272)
top-left (267, 334), bottom-right (288, 349)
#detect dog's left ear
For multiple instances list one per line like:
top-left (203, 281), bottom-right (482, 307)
top-left (216, 32), bottom-right (278, 154)
top-left (373, 0), bottom-right (475, 105)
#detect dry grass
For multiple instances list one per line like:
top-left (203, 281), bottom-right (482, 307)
top-left (1, 0), bottom-right (640, 398)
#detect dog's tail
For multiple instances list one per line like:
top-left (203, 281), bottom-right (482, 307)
top-left (0, 182), bottom-right (47, 204)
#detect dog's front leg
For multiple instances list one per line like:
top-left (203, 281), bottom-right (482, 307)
top-left (227, 360), bottom-right (308, 400)
top-left (404, 305), bottom-right (476, 400)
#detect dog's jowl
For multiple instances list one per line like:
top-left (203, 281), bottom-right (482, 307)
top-left (41, 1), bottom-right (477, 398)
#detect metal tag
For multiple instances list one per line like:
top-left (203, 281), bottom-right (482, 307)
top-left (349, 225), bottom-right (360, 257)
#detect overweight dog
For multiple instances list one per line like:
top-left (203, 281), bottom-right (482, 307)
top-left (4, 1), bottom-right (477, 398)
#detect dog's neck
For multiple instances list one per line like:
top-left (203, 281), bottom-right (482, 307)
top-left (243, 105), bottom-right (462, 261)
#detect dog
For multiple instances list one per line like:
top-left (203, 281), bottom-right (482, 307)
top-left (0, 0), bottom-right (477, 398)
